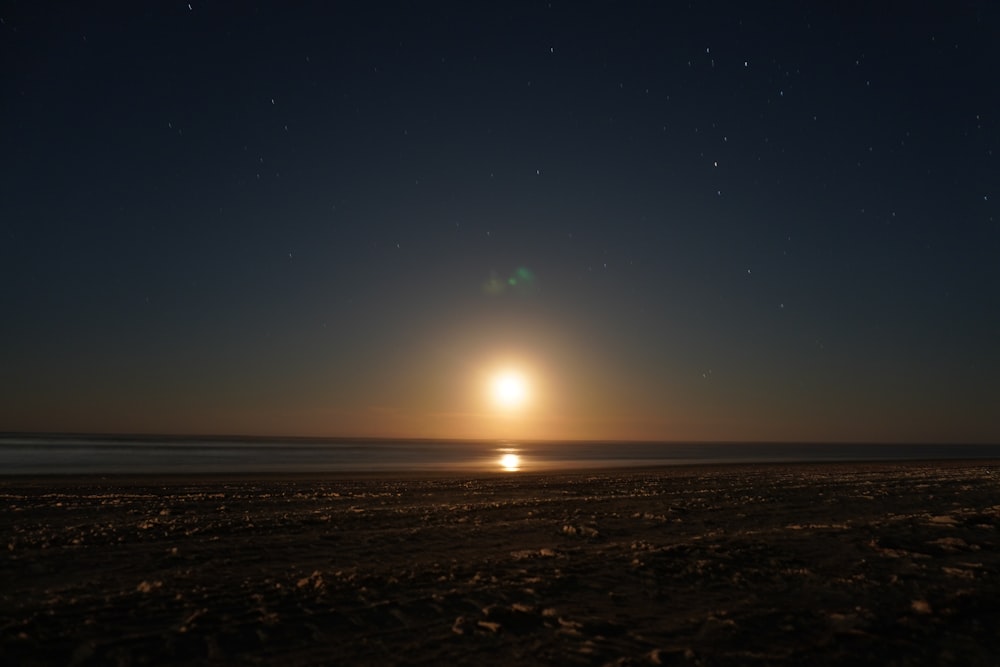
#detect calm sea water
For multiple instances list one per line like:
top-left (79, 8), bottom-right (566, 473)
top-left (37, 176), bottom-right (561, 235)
top-left (1, 436), bottom-right (998, 475)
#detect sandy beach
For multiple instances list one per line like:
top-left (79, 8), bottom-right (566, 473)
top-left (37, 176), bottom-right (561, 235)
top-left (2, 460), bottom-right (999, 665)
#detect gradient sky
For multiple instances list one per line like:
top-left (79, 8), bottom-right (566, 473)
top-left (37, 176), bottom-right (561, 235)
top-left (2, 2), bottom-right (997, 443)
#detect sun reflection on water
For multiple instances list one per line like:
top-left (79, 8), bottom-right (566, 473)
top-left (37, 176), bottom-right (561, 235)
top-left (498, 449), bottom-right (522, 472)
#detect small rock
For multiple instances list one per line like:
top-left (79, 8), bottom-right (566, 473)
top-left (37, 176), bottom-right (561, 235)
top-left (476, 620), bottom-right (502, 633)
top-left (451, 615), bottom-right (475, 635)
top-left (136, 580), bottom-right (162, 593)
top-left (927, 515), bottom-right (957, 526)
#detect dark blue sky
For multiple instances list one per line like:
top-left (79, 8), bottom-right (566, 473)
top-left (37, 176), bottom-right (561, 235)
top-left (2, 1), bottom-right (997, 442)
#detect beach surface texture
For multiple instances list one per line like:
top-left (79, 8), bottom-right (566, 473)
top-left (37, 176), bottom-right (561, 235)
top-left (2, 460), bottom-right (999, 665)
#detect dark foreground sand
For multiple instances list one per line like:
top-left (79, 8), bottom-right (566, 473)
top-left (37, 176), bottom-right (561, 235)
top-left (2, 461), bottom-right (999, 666)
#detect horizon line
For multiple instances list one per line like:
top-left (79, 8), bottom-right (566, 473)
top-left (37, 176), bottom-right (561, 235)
top-left (1, 431), bottom-right (997, 448)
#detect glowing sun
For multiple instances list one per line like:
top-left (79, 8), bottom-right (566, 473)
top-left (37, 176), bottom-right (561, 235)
top-left (491, 371), bottom-right (529, 409)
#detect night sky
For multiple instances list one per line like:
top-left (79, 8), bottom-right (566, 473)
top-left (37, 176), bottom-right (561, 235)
top-left (2, 2), bottom-right (997, 443)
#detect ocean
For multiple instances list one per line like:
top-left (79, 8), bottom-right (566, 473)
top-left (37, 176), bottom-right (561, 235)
top-left (1, 436), bottom-right (998, 475)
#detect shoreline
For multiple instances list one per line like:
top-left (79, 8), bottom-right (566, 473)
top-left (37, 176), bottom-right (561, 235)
top-left (2, 456), bottom-right (999, 483)
top-left (4, 437), bottom-right (1000, 479)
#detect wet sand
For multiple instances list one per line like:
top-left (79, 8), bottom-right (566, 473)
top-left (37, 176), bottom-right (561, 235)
top-left (2, 460), bottom-right (999, 665)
